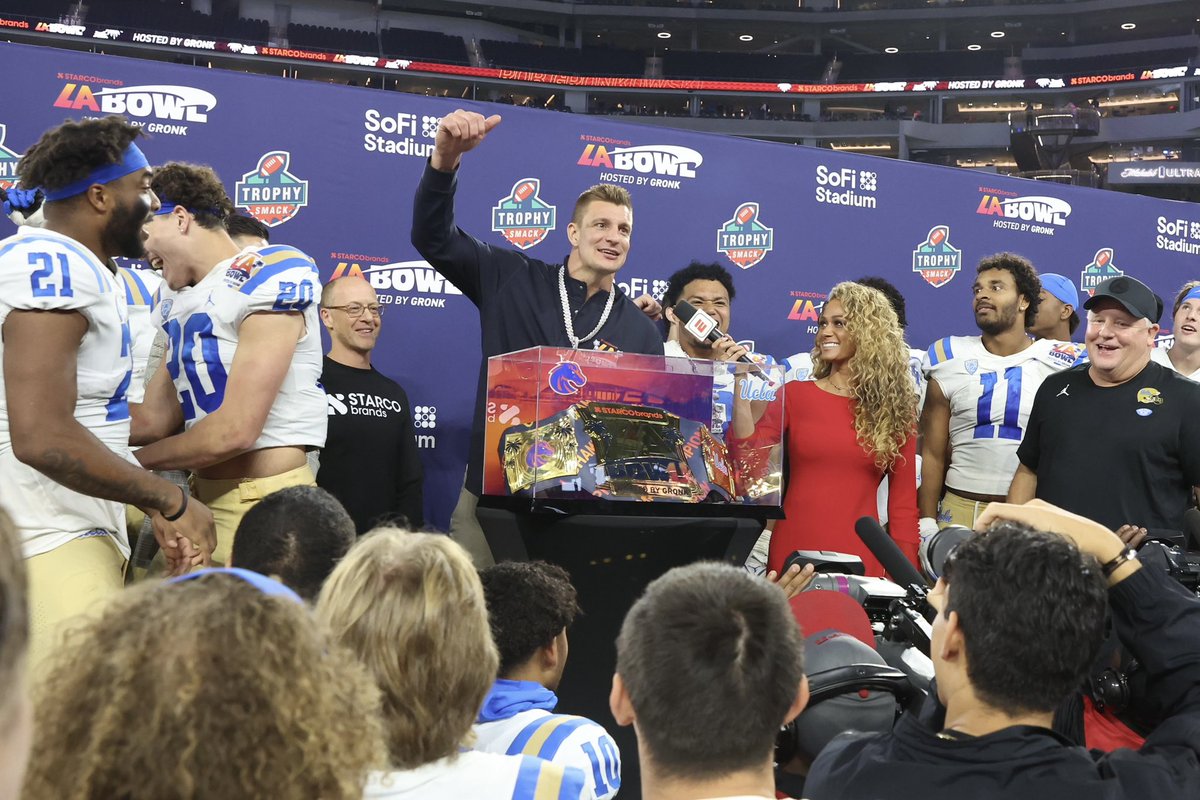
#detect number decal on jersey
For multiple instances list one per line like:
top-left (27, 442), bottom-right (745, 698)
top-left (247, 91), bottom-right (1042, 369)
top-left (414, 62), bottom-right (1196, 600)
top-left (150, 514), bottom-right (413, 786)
top-left (973, 366), bottom-right (1023, 440)
top-left (581, 738), bottom-right (621, 796)
top-left (104, 320), bottom-right (133, 422)
top-left (28, 252), bottom-right (74, 298)
top-left (165, 313), bottom-right (229, 420)
top-left (273, 279), bottom-right (314, 312)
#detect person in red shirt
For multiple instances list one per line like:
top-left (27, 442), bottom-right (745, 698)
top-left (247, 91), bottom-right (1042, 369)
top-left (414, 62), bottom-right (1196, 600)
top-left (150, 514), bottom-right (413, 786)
top-left (735, 281), bottom-right (920, 578)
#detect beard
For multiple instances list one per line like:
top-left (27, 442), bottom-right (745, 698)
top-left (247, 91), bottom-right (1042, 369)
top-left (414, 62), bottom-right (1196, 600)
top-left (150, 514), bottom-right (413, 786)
top-left (977, 301), bottom-right (1020, 336)
top-left (102, 195), bottom-right (150, 259)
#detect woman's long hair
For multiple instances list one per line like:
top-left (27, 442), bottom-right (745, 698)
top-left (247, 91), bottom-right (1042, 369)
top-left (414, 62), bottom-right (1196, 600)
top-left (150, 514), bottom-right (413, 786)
top-left (812, 281), bottom-right (917, 470)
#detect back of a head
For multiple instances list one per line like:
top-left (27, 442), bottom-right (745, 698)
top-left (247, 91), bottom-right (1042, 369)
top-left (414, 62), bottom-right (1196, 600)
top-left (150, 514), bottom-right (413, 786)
top-left (943, 521), bottom-right (1107, 715)
top-left (480, 560), bottom-right (580, 678)
top-left (231, 486), bottom-right (355, 601)
top-left (18, 115), bottom-right (143, 195)
top-left (0, 507), bottom-right (30, 798)
top-left (616, 562), bottom-right (804, 780)
top-left (224, 212), bottom-right (271, 246)
top-left (316, 529), bottom-right (498, 769)
top-left (24, 573), bottom-right (386, 800)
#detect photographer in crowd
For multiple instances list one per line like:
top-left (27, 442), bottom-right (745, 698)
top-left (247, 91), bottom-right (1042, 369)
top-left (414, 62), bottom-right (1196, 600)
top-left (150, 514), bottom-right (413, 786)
top-left (804, 499), bottom-right (1200, 799)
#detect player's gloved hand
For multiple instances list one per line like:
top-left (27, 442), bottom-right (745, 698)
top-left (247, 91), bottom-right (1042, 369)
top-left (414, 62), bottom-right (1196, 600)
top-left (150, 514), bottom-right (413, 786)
top-left (918, 516), bottom-right (940, 543)
top-left (2, 186), bottom-right (45, 227)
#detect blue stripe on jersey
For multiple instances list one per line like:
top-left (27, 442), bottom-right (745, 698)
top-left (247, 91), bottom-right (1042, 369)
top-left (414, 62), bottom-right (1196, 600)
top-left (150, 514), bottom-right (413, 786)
top-left (0, 234), bottom-right (111, 293)
top-left (534, 718), bottom-right (592, 761)
top-left (557, 765), bottom-right (586, 800)
top-left (240, 246), bottom-right (318, 294)
top-left (506, 716), bottom-right (551, 756)
top-left (512, 756), bottom-right (545, 800)
top-left (927, 336), bottom-right (953, 366)
top-left (118, 267), bottom-right (153, 306)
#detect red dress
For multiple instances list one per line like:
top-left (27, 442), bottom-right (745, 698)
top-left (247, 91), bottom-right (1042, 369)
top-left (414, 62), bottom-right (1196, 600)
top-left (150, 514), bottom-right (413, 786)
top-left (748, 381), bottom-right (919, 579)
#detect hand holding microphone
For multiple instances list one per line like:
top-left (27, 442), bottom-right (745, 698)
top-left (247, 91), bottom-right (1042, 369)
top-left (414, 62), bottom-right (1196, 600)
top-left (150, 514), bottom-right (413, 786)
top-left (672, 300), bottom-right (770, 381)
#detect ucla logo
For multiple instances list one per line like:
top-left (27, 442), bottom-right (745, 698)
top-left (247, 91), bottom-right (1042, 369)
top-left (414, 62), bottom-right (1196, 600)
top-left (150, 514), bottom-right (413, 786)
top-left (912, 226), bottom-right (962, 288)
top-left (0, 124), bottom-right (20, 190)
top-left (234, 151), bottom-right (309, 228)
top-left (491, 178), bottom-right (556, 250)
top-left (1080, 248), bottom-right (1123, 297)
top-left (717, 202), bottom-right (774, 270)
top-left (159, 298), bottom-right (173, 321)
top-left (965, 359), bottom-right (979, 375)
top-left (548, 357), bottom-right (588, 395)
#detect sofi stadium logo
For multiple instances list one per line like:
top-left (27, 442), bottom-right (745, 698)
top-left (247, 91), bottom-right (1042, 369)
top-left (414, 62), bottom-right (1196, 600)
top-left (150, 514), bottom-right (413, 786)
top-left (717, 202), bottom-right (774, 270)
top-left (976, 189), bottom-right (1071, 235)
top-left (0, 124), bottom-right (20, 189)
top-left (234, 152), bottom-right (308, 227)
top-left (491, 179), bottom-right (556, 250)
top-left (1080, 248), bottom-right (1123, 296)
top-left (329, 257), bottom-right (463, 310)
top-left (912, 225), bottom-right (962, 288)
top-left (577, 138), bottom-right (702, 189)
top-left (53, 83), bottom-right (215, 133)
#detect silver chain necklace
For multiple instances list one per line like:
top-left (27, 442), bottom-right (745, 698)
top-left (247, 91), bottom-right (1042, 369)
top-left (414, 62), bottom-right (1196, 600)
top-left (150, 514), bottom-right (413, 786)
top-left (558, 265), bottom-right (615, 349)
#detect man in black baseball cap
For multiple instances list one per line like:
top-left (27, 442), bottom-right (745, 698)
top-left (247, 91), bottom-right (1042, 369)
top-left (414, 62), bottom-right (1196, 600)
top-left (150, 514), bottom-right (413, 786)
top-left (1010, 274), bottom-right (1200, 536)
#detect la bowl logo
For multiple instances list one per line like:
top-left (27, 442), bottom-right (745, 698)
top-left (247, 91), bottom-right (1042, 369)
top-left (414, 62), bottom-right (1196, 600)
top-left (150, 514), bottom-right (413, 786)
top-left (53, 82), bottom-right (216, 131)
top-left (549, 357), bottom-right (588, 395)
top-left (1080, 248), bottom-right (1123, 296)
top-left (0, 124), bottom-right (20, 189)
top-left (717, 202), bottom-right (774, 270)
top-left (234, 152), bottom-right (309, 227)
top-left (577, 141), bottom-right (703, 180)
top-left (491, 178), bottom-right (556, 250)
top-left (912, 225), bottom-right (962, 288)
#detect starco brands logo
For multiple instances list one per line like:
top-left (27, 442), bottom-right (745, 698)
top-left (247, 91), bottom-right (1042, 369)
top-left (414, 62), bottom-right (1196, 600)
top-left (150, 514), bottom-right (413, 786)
top-left (234, 152), bottom-right (308, 227)
top-left (814, 165), bottom-right (878, 209)
top-left (329, 256), bottom-right (463, 310)
top-left (362, 108), bottom-right (440, 157)
top-left (1080, 248), bottom-right (1123, 296)
top-left (912, 225), bottom-right (962, 288)
top-left (975, 188), bottom-right (1071, 236)
top-left (491, 179), bottom-right (556, 250)
top-left (576, 135), bottom-right (702, 190)
top-left (0, 124), bottom-right (21, 189)
top-left (717, 203), bottom-right (774, 270)
top-left (53, 82), bottom-right (215, 135)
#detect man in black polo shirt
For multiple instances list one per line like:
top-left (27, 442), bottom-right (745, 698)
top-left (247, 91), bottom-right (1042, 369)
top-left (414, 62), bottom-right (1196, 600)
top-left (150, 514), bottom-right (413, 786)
top-left (1010, 275), bottom-right (1200, 535)
top-left (411, 109), bottom-right (663, 566)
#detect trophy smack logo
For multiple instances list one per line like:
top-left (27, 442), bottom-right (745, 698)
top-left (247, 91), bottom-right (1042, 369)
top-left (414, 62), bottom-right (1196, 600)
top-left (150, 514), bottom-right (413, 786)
top-left (0, 124), bottom-right (21, 189)
top-left (491, 178), bottom-right (556, 250)
top-left (717, 202), bottom-right (774, 270)
top-left (912, 225), bottom-right (962, 288)
top-left (234, 151), bottom-right (308, 227)
top-left (1080, 248), bottom-right (1122, 296)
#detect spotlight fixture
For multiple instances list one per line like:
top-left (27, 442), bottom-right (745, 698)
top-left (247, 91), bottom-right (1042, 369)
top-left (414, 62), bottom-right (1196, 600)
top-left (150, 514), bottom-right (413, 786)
top-left (739, 34), bottom-right (753, 42)
top-left (657, 31), bottom-right (671, 39)
top-left (967, 44), bottom-right (982, 51)
top-left (1120, 22), bottom-right (1136, 30)
top-left (884, 47), bottom-right (899, 53)
top-left (990, 31), bottom-right (1005, 38)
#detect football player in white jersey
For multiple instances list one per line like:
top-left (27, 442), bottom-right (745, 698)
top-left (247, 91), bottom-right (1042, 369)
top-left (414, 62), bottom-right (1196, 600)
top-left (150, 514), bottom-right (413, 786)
top-left (1151, 281), bottom-right (1200, 381)
top-left (0, 118), bottom-right (214, 661)
top-left (920, 254), bottom-right (1085, 532)
top-left (132, 163), bottom-right (325, 567)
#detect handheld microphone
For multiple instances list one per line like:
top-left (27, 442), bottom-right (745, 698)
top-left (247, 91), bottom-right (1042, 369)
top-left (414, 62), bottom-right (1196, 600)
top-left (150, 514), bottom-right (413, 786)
top-left (854, 516), bottom-right (929, 590)
top-left (672, 300), bottom-right (771, 382)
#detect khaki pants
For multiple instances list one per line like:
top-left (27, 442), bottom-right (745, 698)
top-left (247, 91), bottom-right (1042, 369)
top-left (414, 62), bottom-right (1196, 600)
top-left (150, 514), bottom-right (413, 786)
top-left (193, 464), bottom-right (316, 566)
top-left (449, 483), bottom-right (495, 568)
top-left (938, 488), bottom-right (992, 529)
top-left (27, 533), bottom-right (126, 671)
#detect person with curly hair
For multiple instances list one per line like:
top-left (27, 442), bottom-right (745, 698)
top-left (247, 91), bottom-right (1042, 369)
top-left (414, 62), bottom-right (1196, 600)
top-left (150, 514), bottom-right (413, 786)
top-left (920, 253), bottom-right (1085, 533)
top-left (474, 561), bottom-right (622, 800)
top-left (317, 529), bottom-right (587, 799)
top-left (22, 569), bottom-right (387, 800)
top-left (1, 118), bottom-right (215, 663)
top-left (737, 281), bottom-right (920, 578)
top-left (132, 162), bottom-right (325, 569)
top-left (0, 506), bottom-right (32, 800)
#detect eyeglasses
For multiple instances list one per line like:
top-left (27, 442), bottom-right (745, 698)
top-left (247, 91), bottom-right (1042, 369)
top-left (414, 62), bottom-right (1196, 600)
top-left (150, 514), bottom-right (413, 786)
top-left (325, 303), bottom-right (384, 318)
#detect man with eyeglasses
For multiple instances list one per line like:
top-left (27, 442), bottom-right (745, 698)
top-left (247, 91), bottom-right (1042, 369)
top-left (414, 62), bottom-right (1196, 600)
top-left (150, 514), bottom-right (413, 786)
top-left (315, 276), bottom-right (425, 533)
top-left (1010, 275), bottom-right (1200, 536)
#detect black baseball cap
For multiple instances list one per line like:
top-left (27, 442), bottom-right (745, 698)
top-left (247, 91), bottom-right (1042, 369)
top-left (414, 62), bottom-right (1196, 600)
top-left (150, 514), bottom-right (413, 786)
top-left (1083, 276), bottom-right (1163, 323)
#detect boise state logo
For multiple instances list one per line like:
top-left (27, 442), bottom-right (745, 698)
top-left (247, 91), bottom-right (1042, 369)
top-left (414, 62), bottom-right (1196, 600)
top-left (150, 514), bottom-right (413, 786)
top-left (525, 440), bottom-right (556, 469)
top-left (0, 124), bottom-right (21, 190)
top-left (491, 179), bottom-right (556, 250)
top-left (234, 151), bottom-right (309, 228)
top-left (548, 357), bottom-right (588, 395)
top-left (717, 202), bottom-right (774, 270)
top-left (912, 226), bottom-right (962, 288)
top-left (1080, 248), bottom-right (1123, 297)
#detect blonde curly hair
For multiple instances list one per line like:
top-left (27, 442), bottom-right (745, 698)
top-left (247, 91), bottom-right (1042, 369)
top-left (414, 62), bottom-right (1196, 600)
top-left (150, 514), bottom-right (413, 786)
top-left (24, 573), bottom-right (387, 800)
top-left (812, 281), bottom-right (917, 470)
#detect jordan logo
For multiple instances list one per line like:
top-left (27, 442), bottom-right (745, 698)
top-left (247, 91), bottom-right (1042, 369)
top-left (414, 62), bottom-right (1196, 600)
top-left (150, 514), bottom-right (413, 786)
top-left (1057, 386), bottom-right (1070, 398)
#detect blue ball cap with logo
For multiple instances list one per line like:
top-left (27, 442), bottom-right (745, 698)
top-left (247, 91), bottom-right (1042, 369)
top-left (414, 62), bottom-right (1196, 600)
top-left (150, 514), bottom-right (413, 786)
top-left (1083, 276), bottom-right (1163, 324)
top-left (1040, 273), bottom-right (1079, 310)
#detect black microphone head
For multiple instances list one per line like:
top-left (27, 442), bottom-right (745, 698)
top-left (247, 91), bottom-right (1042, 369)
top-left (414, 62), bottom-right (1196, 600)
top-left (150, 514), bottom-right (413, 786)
top-left (672, 299), bottom-right (698, 323)
top-left (853, 516), bottom-right (928, 588)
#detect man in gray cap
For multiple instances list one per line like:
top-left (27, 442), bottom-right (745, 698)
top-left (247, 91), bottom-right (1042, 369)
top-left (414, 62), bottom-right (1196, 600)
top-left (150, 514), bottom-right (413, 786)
top-left (1010, 275), bottom-right (1200, 536)
top-left (1027, 272), bottom-right (1081, 342)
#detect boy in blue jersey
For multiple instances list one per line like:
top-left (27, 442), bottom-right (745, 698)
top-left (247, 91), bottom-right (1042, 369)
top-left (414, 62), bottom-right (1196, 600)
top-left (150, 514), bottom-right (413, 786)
top-left (475, 561), bottom-right (621, 800)
top-left (133, 162), bottom-right (324, 569)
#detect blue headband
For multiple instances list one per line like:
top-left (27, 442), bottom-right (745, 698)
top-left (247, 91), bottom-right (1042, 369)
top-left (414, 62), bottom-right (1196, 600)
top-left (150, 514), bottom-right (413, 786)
top-left (42, 142), bottom-right (149, 202)
top-left (154, 200), bottom-right (224, 218)
top-left (1182, 287), bottom-right (1200, 306)
top-left (166, 566), bottom-right (304, 604)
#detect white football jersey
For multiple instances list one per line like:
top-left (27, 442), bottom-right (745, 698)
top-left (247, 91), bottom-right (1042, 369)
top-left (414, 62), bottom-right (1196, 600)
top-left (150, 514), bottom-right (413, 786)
top-left (157, 245), bottom-right (326, 451)
top-left (0, 226), bottom-right (135, 557)
top-left (924, 336), bottom-right (1086, 495)
top-left (364, 751), bottom-right (587, 800)
top-left (116, 265), bottom-right (163, 403)
top-left (474, 711), bottom-right (620, 800)
top-left (1151, 345), bottom-right (1200, 381)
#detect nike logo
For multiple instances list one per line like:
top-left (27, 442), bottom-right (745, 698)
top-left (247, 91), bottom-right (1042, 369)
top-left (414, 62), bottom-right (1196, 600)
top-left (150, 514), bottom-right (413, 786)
top-left (1057, 386), bottom-right (1070, 398)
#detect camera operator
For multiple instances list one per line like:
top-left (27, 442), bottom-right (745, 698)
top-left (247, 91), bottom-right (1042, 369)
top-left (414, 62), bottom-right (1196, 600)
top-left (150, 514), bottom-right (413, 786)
top-left (804, 499), bottom-right (1200, 800)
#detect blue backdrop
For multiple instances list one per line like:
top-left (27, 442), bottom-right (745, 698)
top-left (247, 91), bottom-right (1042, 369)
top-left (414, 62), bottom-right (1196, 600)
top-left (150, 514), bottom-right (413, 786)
top-left (3, 40), bottom-right (1197, 528)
